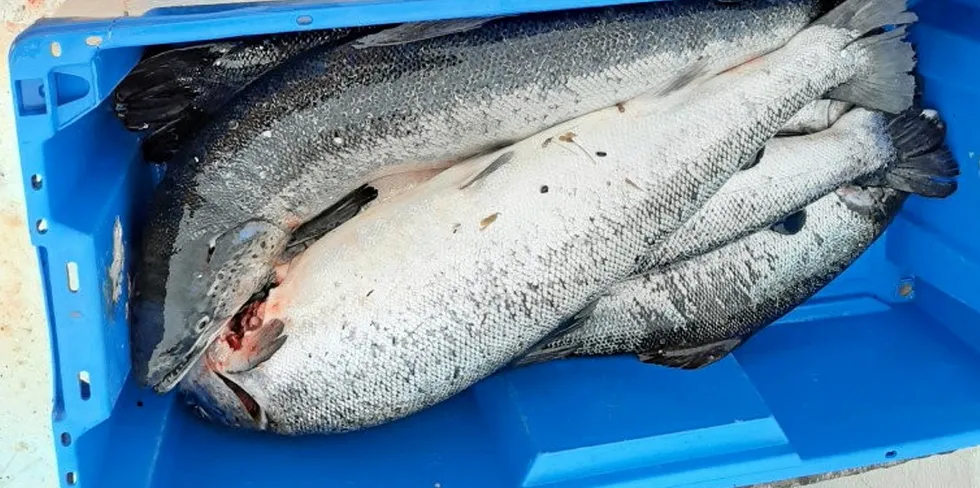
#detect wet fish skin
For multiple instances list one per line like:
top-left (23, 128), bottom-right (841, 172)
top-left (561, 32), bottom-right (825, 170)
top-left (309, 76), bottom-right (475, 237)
top-left (134, 0), bottom-right (828, 392)
top-left (176, 0), bottom-right (918, 434)
top-left (517, 109), bottom-right (958, 368)
top-left (519, 187), bottom-right (911, 368)
top-left (114, 28), bottom-right (375, 163)
top-left (637, 105), bottom-right (953, 273)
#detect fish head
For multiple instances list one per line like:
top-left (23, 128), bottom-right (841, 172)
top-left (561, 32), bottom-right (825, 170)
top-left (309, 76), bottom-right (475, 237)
top-left (132, 211), bottom-right (290, 394)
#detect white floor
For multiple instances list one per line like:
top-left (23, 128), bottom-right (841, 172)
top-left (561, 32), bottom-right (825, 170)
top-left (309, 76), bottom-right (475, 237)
top-left (1, 1), bottom-right (978, 487)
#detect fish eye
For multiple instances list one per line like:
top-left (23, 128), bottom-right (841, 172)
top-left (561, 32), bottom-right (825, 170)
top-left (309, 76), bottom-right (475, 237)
top-left (196, 315), bottom-right (210, 331)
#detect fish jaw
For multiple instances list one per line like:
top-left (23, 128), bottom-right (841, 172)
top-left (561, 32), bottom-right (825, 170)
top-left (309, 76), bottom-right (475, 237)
top-left (179, 355), bottom-right (269, 431)
top-left (177, 299), bottom-right (287, 431)
top-left (132, 218), bottom-right (290, 393)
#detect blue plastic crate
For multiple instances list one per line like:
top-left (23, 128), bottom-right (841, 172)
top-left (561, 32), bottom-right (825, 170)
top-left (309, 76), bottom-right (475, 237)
top-left (9, 0), bottom-right (980, 486)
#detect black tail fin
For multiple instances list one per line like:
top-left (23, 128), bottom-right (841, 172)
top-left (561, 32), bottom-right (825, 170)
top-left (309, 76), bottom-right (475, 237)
top-left (857, 108), bottom-right (960, 198)
top-left (114, 28), bottom-right (376, 163)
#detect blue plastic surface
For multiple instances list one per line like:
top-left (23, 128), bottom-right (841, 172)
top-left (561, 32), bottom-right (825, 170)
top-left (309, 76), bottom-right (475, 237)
top-left (8, 0), bottom-right (980, 486)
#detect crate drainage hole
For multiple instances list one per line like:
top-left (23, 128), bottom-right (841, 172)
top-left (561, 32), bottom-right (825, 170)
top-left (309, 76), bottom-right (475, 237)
top-left (66, 471), bottom-right (76, 485)
top-left (66, 262), bottom-right (79, 292)
top-left (30, 174), bottom-right (42, 190)
top-left (78, 371), bottom-right (91, 400)
top-left (296, 14), bottom-right (312, 25)
top-left (885, 450), bottom-right (897, 459)
top-left (36, 219), bottom-right (48, 234)
top-left (60, 432), bottom-right (71, 446)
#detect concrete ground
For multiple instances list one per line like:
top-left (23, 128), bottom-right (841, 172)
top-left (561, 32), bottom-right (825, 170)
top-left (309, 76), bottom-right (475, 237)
top-left (1, 1), bottom-right (978, 487)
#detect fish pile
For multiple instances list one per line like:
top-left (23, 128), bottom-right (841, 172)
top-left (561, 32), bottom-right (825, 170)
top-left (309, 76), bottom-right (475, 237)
top-left (116, 0), bottom-right (960, 435)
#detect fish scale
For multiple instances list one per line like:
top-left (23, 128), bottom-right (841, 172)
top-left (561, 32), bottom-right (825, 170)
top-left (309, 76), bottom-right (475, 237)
top-left (133, 0), bottom-right (827, 392)
top-left (177, 0), bottom-right (919, 434)
top-left (524, 188), bottom-right (908, 367)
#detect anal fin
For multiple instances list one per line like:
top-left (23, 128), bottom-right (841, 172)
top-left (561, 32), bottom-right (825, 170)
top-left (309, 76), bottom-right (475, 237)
top-left (510, 298), bottom-right (600, 367)
top-left (637, 337), bottom-right (743, 370)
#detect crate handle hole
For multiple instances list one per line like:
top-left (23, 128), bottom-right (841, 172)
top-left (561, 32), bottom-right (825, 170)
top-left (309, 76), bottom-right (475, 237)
top-left (66, 472), bottom-right (77, 485)
top-left (60, 432), bottom-right (71, 446)
top-left (36, 219), bottom-right (48, 234)
top-left (78, 371), bottom-right (91, 400)
top-left (15, 78), bottom-right (47, 116)
top-left (296, 14), bottom-right (312, 25)
top-left (885, 450), bottom-right (897, 459)
top-left (30, 174), bottom-right (42, 190)
top-left (66, 262), bottom-right (80, 292)
top-left (53, 72), bottom-right (91, 107)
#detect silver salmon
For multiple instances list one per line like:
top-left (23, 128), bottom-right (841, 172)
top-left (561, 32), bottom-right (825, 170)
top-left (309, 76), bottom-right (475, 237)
top-left (516, 108), bottom-right (958, 368)
top-left (132, 0), bottom-right (828, 392)
top-left (175, 0), bottom-right (919, 434)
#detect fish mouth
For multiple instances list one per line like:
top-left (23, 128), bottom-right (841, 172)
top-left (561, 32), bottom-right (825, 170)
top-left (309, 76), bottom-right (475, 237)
top-left (214, 370), bottom-right (268, 430)
top-left (149, 319), bottom-right (230, 393)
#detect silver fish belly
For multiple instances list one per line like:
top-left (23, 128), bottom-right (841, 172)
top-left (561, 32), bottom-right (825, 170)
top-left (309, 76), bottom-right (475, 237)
top-left (132, 0), bottom-right (825, 393)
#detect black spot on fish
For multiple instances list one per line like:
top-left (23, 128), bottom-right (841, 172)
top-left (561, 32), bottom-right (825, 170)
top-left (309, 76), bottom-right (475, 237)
top-left (540, 185), bottom-right (549, 193)
top-left (366, 289), bottom-right (374, 297)
top-left (452, 223), bottom-right (461, 234)
top-left (541, 137), bottom-right (553, 148)
top-left (616, 102), bottom-right (626, 113)
top-left (596, 151), bottom-right (607, 157)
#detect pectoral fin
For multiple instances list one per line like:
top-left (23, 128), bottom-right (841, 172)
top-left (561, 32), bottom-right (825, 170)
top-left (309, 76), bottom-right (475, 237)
top-left (284, 185), bottom-right (379, 259)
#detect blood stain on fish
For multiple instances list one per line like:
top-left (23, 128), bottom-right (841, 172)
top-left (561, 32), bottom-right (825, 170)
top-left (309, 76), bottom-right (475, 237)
top-left (616, 102), bottom-right (626, 113)
top-left (558, 132), bottom-right (577, 143)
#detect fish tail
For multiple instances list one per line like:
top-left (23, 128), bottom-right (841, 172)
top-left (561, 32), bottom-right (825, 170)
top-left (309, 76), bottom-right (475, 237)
top-left (808, 0), bottom-right (919, 114)
top-left (858, 108), bottom-right (960, 198)
top-left (827, 26), bottom-right (917, 114)
top-left (114, 42), bottom-right (238, 163)
top-left (813, 0), bottom-right (917, 35)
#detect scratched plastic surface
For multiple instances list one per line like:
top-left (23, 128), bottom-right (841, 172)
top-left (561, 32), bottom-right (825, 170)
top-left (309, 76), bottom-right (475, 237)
top-left (8, 0), bottom-right (980, 486)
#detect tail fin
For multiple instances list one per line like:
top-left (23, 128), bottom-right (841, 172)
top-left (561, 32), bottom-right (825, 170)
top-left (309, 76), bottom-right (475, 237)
top-left (114, 42), bottom-right (244, 163)
top-left (857, 109), bottom-right (960, 198)
top-left (807, 0), bottom-right (918, 114)
top-left (828, 26), bottom-right (917, 114)
top-left (813, 0), bottom-right (917, 34)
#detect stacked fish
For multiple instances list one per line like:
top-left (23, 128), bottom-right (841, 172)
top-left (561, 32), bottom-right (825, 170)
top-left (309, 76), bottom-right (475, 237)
top-left (115, 0), bottom-right (960, 435)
